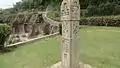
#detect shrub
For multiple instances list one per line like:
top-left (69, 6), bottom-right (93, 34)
top-left (0, 24), bottom-right (11, 50)
top-left (114, 5), bottom-right (120, 15)
top-left (86, 5), bottom-right (98, 16)
top-left (85, 2), bottom-right (118, 16)
top-left (80, 15), bottom-right (120, 27)
top-left (99, 2), bottom-right (115, 16)
top-left (81, 9), bottom-right (87, 17)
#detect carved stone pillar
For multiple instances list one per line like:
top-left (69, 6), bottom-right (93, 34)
top-left (61, 0), bottom-right (80, 68)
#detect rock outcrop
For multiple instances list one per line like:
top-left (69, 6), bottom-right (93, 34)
top-left (7, 11), bottom-right (59, 44)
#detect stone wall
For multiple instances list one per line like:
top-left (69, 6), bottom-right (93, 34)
top-left (6, 32), bottom-right (59, 47)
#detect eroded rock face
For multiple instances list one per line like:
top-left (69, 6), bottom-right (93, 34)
top-left (7, 11), bottom-right (59, 44)
top-left (7, 34), bottom-right (29, 44)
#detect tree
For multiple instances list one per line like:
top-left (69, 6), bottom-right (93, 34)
top-left (0, 24), bottom-right (11, 51)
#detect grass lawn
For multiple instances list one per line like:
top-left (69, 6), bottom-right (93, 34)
top-left (0, 37), bottom-right (61, 68)
top-left (0, 26), bottom-right (120, 68)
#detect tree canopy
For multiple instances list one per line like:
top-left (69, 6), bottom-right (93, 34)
top-left (1, 0), bottom-right (120, 23)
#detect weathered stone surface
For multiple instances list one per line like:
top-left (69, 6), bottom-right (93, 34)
top-left (7, 11), bottom-right (59, 44)
top-left (10, 12), bottom-right (59, 36)
top-left (61, 0), bottom-right (80, 68)
top-left (50, 62), bottom-right (92, 68)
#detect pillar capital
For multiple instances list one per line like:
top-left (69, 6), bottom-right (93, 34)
top-left (61, 0), bottom-right (80, 21)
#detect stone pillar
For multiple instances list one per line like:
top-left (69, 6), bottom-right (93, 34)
top-left (61, 0), bottom-right (80, 68)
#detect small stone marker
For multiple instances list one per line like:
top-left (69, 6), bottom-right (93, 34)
top-left (61, 0), bottom-right (80, 68)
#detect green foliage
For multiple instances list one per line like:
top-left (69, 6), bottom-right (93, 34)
top-left (80, 0), bottom-right (119, 9)
top-left (99, 2), bottom-right (115, 15)
top-left (0, 8), bottom-right (14, 23)
top-left (80, 15), bottom-right (120, 26)
top-left (114, 5), bottom-right (120, 15)
top-left (13, 0), bottom-right (62, 12)
top-left (0, 8), bottom-right (3, 12)
top-left (85, 2), bottom-right (120, 16)
top-left (0, 24), bottom-right (11, 50)
top-left (47, 11), bottom-right (60, 21)
top-left (86, 5), bottom-right (98, 16)
top-left (1, 0), bottom-right (120, 23)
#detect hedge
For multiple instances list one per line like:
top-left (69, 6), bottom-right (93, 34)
top-left (85, 2), bottom-right (120, 17)
top-left (80, 15), bottom-right (120, 27)
top-left (0, 24), bottom-right (11, 50)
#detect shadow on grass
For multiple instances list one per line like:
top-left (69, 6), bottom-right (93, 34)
top-left (0, 45), bottom-right (19, 55)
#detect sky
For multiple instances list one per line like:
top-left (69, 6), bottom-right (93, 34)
top-left (0, 0), bottom-right (21, 9)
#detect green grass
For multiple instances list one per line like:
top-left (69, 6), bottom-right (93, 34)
top-left (0, 37), bottom-right (61, 68)
top-left (80, 26), bottom-right (120, 68)
top-left (0, 26), bottom-right (120, 68)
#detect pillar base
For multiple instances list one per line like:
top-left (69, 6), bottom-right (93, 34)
top-left (49, 61), bottom-right (93, 68)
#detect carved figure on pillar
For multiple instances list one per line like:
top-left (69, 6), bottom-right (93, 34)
top-left (61, 0), bottom-right (80, 68)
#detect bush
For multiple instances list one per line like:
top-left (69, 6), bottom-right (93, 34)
top-left (0, 24), bottom-right (11, 50)
top-left (114, 5), bottom-right (120, 15)
top-left (86, 5), bottom-right (98, 16)
top-left (85, 2), bottom-right (118, 16)
top-left (81, 9), bottom-right (88, 17)
top-left (99, 2), bottom-right (115, 16)
top-left (80, 15), bottom-right (120, 27)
